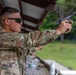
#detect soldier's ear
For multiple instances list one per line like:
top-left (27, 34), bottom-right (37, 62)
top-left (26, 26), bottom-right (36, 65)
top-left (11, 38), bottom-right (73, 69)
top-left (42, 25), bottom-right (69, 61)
top-left (5, 19), bottom-right (10, 25)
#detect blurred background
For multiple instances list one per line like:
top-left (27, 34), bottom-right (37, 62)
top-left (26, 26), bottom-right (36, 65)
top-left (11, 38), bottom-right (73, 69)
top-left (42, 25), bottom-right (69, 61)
top-left (36, 0), bottom-right (76, 70)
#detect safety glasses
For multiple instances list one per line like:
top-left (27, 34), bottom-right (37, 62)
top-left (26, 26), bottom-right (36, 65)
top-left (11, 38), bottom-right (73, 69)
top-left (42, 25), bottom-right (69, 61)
top-left (3, 18), bottom-right (23, 24)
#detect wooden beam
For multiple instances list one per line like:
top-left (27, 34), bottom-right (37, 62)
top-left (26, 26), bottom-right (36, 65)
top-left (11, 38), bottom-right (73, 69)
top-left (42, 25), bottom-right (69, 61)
top-left (0, 0), bottom-right (5, 7)
top-left (22, 0), bottom-right (50, 8)
top-left (21, 29), bottom-right (29, 33)
top-left (40, 10), bottom-right (49, 21)
top-left (36, 10), bottom-right (49, 29)
top-left (22, 0), bottom-right (56, 8)
top-left (18, 0), bottom-right (23, 13)
top-left (21, 14), bottom-right (39, 24)
top-left (0, 3), bottom-right (3, 9)
top-left (22, 24), bottom-right (37, 30)
top-left (18, 0), bottom-right (25, 27)
top-left (0, 0), bottom-right (4, 10)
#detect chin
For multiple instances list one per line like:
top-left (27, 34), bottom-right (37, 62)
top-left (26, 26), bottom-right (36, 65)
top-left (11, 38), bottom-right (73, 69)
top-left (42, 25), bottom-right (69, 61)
top-left (17, 30), bottom-right (21, 32)
top-left (14, 30), bottom-right (20, 32)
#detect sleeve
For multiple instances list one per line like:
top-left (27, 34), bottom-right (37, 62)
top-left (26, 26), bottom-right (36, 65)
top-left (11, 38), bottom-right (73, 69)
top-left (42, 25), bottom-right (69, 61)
top-left (0, 30), bottom-right (59, 49)
top-left (24, 30), bottom-right (59, 47)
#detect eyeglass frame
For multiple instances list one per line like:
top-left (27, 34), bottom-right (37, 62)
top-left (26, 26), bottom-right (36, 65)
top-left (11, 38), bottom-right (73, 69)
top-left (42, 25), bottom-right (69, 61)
top-left (3, 18), bottom-right (23, 24)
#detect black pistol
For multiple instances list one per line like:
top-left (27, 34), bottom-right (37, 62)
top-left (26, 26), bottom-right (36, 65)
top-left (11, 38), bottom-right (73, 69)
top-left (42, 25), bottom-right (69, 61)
top-left (57, 12), bottom-right (76, 24)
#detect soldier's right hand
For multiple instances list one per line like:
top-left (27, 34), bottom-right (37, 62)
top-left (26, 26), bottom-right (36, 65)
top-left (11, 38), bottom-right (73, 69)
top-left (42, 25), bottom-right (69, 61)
top-left (56, 20), bottom-right (73, 35)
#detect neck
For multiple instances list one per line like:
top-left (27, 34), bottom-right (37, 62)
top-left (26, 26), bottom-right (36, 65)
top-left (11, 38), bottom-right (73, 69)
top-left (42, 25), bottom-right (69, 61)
top-left (2, 27), bottom-right (12, 32)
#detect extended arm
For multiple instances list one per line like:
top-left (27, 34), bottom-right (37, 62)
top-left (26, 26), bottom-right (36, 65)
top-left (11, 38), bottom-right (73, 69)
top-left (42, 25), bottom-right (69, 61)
top-left (24, 30), bottom-right (58, 47)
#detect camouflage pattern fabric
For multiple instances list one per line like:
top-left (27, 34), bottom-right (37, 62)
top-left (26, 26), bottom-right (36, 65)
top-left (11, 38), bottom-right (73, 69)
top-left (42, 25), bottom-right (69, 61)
top-left (0, 27), bottom-right (58, 75)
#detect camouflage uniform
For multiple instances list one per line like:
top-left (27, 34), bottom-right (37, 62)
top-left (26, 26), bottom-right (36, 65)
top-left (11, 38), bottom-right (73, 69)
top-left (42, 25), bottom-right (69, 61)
top-left (0, 27), bottom-right (58, 75)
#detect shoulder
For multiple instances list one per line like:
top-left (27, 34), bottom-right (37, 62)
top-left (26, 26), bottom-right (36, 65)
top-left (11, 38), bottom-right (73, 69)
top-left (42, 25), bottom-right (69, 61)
top-left (0, 32), bottom-right (24, 39)
top-left (0, 32), bottom-right (24, 46)
top-left (0, 32), bottom-right (24, 38)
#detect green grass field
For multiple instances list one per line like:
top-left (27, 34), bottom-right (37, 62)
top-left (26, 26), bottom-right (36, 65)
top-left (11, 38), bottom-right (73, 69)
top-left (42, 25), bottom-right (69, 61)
top-left (36, 41), bottom-right (76, 70)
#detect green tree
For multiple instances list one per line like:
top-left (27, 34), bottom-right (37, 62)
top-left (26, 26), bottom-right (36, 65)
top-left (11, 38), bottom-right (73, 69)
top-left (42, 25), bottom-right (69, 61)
top-left (39, 0), bottom-right (76, 40)
top-left (39, 12), bottom-right (58, 30)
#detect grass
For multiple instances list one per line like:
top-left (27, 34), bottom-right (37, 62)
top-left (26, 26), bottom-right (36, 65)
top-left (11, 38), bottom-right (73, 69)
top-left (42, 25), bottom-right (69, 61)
top-left (36, 40), bottom-right (76, 70)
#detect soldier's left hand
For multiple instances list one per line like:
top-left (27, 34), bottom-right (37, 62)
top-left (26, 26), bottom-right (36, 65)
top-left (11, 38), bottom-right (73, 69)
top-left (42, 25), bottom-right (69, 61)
top-left (36, 46), bottom-right (43, 50)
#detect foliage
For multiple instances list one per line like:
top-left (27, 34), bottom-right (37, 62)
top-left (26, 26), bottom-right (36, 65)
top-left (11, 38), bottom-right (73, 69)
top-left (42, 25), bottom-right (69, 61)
top-left (39, 0), bottom-right (76, 40)
top-left (56, 0), bottom-right (66, 5)
top-left (39, 12), bottom-right (58, 30)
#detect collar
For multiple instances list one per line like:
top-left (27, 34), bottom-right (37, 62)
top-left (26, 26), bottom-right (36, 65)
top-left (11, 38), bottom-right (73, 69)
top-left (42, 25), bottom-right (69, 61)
top-left (2, 29), bottom-right (12, 32)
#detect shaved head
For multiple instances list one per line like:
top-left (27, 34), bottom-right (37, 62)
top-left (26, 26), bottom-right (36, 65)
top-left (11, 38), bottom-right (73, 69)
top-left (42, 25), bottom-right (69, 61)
top-left (0, 7), bottom-right (19, 21)
top-left (0, 7), bottom-right (22, 32)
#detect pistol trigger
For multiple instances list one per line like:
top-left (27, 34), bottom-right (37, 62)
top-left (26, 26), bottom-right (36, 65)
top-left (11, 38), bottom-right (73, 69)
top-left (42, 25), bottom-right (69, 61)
top-left (65, 21), bottom-right (71, 24)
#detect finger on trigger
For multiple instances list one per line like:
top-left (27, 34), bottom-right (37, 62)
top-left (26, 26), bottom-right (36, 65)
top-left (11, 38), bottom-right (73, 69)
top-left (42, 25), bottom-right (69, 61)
top-left (69, 20), bottom-right (73, 24)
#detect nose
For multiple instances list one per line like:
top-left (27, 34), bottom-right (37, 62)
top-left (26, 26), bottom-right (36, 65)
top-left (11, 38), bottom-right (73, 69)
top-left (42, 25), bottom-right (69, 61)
top-left (20, 21), bottom-right (23, 25)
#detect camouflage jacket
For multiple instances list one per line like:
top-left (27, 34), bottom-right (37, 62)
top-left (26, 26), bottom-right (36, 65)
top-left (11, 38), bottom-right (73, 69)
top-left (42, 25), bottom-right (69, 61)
top-left (0, 27), bottom-right (58, 75)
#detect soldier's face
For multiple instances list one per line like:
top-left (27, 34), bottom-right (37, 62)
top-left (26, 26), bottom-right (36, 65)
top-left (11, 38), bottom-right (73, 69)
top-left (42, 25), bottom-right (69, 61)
top-left (7, 13), bottom-right (23, 32)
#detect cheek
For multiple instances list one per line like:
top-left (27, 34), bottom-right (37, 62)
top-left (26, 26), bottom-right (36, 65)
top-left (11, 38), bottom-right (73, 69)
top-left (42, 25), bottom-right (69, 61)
top-left (10, 24), bottom-right (16, 29)
top-left (9, 21), bottom-right (20, 31)
top-left (9, 23), bottom-right (17, 30)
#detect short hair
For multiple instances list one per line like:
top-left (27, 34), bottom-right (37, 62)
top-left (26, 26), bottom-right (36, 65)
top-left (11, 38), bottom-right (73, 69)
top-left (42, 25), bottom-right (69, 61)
top-left (0, 7), bottom-right (19, 16)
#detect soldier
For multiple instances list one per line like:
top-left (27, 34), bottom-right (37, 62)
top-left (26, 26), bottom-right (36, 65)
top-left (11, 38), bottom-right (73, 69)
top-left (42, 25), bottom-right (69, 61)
top-left (0, 7), bottom-right (73, 75)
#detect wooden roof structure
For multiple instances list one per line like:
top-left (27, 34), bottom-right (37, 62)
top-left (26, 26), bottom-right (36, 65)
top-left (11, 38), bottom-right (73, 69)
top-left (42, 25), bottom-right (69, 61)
top-left (0, 0), bottom-right (56, 33)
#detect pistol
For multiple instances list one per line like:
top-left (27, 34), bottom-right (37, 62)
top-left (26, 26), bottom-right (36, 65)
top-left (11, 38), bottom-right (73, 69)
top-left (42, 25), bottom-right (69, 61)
top-left (57, 12), bottom-right (76, 24)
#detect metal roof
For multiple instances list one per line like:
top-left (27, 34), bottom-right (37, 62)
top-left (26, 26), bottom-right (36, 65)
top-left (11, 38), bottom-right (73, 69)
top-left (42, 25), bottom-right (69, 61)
top-left (0, 0), bottom-right (56, 32)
